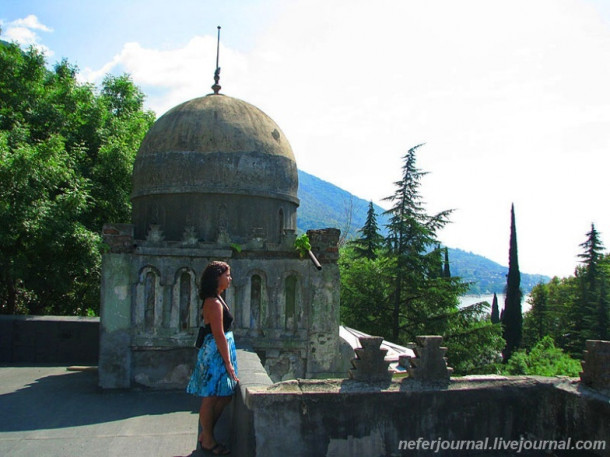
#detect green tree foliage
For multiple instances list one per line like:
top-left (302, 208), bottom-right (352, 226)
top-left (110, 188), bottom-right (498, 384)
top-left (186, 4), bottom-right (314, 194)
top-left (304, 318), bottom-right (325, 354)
top-left (502, 204), bottom-right (523, 362)
top-left (522, 226), bottom-right (610, 358)
top-left (501, 336), bottom-right (581, 377)
top-left (350, 201), bottom-right (384, 260)
top-left (523, 282), bottom-right (549, 345)
top-left (339, 246), bottom-right (396, 338)
top-left (523, 277), bottom-right (574, 351)
top-left (443, 301), bottom-right (504, 374)
top-left (340, 144), bottom-right (505, 375)
top-left (598, 276), bottom-right (609, 340)
top-left (0, 42), bottom-right (155, 315)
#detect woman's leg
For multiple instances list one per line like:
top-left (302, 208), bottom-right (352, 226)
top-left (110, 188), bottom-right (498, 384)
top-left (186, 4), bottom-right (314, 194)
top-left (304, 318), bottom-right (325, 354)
top-left (199, 396), bottom-right (217, 448)
top-left (212, 395), bottom-right (232, 426)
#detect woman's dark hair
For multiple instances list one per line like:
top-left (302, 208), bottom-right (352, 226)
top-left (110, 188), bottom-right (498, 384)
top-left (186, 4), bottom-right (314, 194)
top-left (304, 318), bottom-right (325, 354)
top-left (199, 261), bottom-right (230, 300)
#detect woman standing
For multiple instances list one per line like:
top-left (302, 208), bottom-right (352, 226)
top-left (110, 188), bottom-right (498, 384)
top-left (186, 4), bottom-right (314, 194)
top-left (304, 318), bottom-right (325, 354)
top-left (187, 261), bottom-right (239, 455)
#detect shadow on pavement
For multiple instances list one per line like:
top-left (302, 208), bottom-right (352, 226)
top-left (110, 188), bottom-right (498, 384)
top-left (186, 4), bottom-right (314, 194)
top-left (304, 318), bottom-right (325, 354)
top-left (0, 368), bottom-right (198, 432)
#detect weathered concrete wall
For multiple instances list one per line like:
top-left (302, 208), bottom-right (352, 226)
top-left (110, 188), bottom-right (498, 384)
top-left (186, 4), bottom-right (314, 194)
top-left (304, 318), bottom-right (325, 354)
top-left (235, 375), bottom-right (609, 457)
top-left (98, 226), bottom-right (344, 388)
top-left (0, 315), bottom-right (98, 364)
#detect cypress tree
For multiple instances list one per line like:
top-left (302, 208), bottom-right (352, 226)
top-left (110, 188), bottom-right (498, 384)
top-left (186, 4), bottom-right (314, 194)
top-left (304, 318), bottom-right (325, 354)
top-left (443, 247), bottom-right (451, 278)
top-left (491, 293), bottom-right (500, 324)
top-left (502, 204), bottom-right (522, 362)
top-left (432, 244), bottom-right (444, 279)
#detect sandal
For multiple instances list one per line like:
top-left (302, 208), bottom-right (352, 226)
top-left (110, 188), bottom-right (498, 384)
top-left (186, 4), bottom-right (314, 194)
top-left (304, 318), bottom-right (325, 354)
top-left (201, 442), bottom-right (230, 455)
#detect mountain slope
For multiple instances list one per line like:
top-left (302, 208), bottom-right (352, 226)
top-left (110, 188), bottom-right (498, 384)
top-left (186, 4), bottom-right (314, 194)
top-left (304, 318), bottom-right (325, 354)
top-left (296, 169), bottom-right (550, 294)
top-left (448, 248), bottom-right (549, 294)
top-left (297, 169), bottom-right (389, 239)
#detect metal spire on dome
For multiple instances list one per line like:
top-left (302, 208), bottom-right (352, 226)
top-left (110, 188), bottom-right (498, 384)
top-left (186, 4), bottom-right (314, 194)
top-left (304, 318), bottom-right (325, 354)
top-left (212, 26), bottom-right (222, 95)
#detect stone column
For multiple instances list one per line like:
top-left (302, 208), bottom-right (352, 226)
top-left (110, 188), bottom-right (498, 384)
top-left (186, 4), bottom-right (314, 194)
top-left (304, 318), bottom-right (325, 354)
top-left (305, 229), bottom-right (342, 378)
top-left (580, 339), bottom-right (610, 395)
top-left (99, 224), bottom-right (134, 389)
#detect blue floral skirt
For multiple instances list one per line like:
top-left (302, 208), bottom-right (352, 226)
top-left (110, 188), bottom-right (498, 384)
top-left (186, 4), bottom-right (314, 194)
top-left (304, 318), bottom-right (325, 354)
top-left (186, 331), bottom-right (238, 397)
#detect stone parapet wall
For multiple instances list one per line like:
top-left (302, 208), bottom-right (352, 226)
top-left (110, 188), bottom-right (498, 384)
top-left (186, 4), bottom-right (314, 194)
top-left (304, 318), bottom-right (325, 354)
top-left (0, 315), bottom-right (99, 364)
top-left (233, 373), bottom-right (610, 457)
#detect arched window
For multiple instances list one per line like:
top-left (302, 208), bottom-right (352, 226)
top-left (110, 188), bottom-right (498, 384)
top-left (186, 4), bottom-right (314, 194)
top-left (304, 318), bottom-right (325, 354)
top-left (144, 271), bottom-right (157, 331)
top-left (250, 274), bottom-right (262, 329)
top-left (179, 272), bottom-right (191, 330)
top-left (285, 275), bottom-right (297, 330)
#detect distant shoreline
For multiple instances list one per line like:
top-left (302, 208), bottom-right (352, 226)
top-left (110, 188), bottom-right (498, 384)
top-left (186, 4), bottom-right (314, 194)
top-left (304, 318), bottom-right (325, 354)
top-left (460, 294), bottom-right (532, 314)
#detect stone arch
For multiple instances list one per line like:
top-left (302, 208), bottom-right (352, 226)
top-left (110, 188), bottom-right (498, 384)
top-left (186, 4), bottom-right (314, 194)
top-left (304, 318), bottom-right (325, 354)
top-left (283, 271), bottom-right (304, 332)
top-left (242, 270), bottom-right (268, 331)
top-left (134, 265), bottom-right (162, 332)
top-left (171, 268), bottom-right (198, 331)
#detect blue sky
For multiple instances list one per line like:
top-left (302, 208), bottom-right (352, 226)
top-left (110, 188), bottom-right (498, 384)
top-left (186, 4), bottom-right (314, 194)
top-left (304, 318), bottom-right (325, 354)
top-left (2, 0), bottom-right (610, 278)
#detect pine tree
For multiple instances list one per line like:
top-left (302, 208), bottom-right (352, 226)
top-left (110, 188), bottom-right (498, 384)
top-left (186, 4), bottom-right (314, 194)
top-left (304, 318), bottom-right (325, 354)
top-left (502, 204), bottom-right (522, 362)
top-left (571, 224), bottom-right (608, 348)
top-left (340, 144), bottom-right (504, 374)
top-left (490, 293), bottom-right (500, 324)
top-left (382, 144), bottom-right (456, 340)
top-left (578, 224), bottom-right (604, 280)
top-left (351, 201), bottom-right (384, 260)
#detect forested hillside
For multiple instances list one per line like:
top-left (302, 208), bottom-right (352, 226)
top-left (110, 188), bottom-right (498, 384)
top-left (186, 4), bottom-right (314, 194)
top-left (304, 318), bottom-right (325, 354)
top-left (296, 169), bottom-right (388, 241)
top-left (448, 248), bottom-right (549, 294)
top-left (297, 169), bottom-right (549, 294)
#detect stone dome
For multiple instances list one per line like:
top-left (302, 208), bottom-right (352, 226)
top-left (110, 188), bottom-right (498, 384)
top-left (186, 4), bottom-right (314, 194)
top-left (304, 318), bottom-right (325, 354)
top-left (131, 94), bottom-right (299, 245)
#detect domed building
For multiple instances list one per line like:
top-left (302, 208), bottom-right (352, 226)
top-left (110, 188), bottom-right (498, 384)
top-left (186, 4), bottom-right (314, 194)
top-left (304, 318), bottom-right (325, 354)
top-left (98, 85), bottom-right (343, 389)
top-left (131, 94), bottom-right (299, 247)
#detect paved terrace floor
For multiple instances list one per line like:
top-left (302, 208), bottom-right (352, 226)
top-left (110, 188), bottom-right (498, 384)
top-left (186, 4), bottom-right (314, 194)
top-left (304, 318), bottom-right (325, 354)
top-left (0, 366), bottom-right (230, 457)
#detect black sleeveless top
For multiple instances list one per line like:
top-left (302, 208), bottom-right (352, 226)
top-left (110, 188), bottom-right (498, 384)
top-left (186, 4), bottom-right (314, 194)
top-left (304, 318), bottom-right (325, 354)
top-left (201, 295), bottom-right (234, 335)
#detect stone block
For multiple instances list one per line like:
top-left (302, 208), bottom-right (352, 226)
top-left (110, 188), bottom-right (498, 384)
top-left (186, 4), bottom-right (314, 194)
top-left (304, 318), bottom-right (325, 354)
top-left (102, 223), bottom-right (135, 253)
top-left (580, 339), bottom-right (610, 395)
top-left (307, 228), bottom-right (340, 262)
top-left (348, 336), bottom-right (392, 382)
top-left (405, 335), bottom-right (453, 382)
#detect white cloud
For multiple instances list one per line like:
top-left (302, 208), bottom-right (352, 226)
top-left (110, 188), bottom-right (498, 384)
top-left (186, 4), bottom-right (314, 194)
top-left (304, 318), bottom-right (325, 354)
top-left (80, 35), bottom-right (249, 116)
top-left (2, 15), bottom-right (53, 56)
top-left (11, 14), bottom-right (53, 32)
top-left (82, 0), bottom-right (610, 278)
